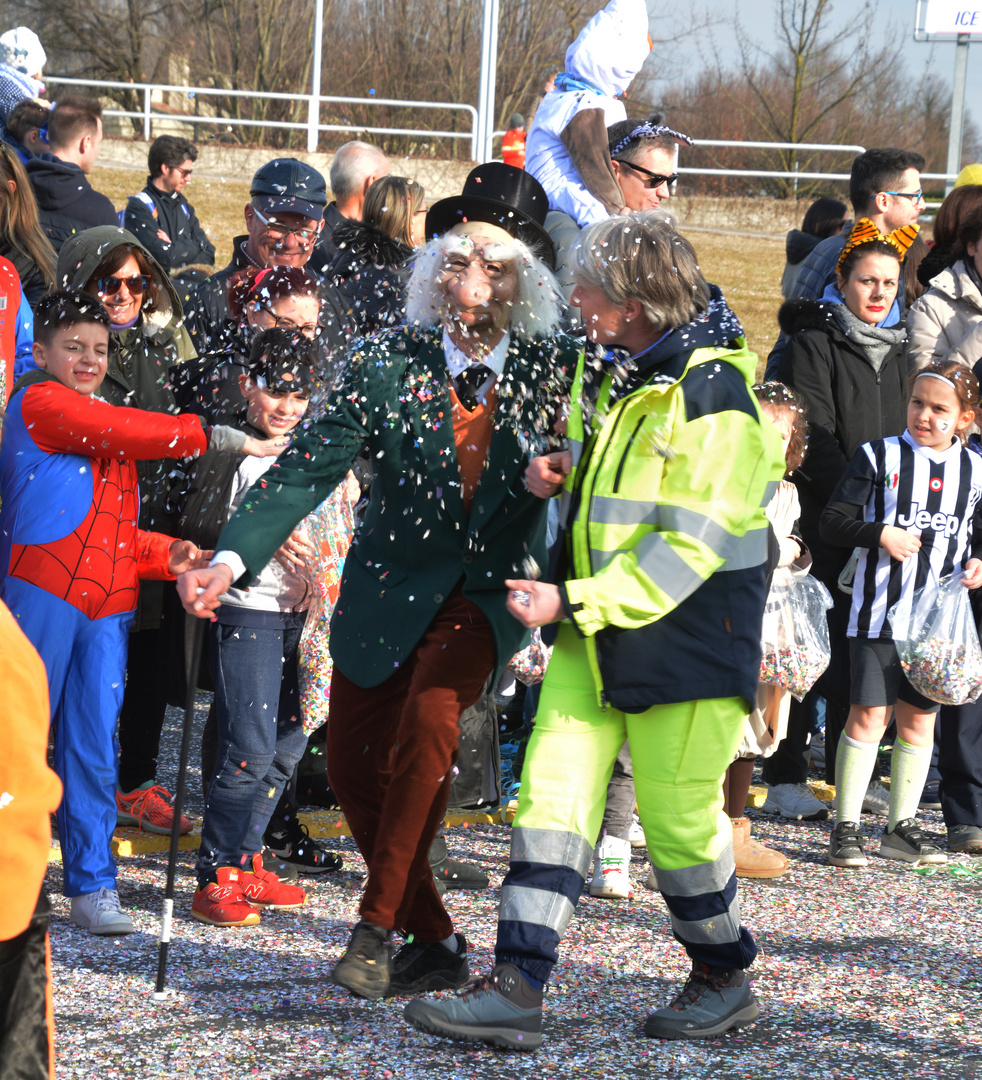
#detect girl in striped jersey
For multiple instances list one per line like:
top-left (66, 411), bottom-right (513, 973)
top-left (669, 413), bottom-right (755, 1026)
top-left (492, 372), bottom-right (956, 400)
top-left (821, 360), bottom-right (982, 867)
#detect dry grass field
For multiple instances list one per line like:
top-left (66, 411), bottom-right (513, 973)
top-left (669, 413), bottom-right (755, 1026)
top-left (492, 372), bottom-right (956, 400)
top-left (91, 164), bottom-right (787, 375)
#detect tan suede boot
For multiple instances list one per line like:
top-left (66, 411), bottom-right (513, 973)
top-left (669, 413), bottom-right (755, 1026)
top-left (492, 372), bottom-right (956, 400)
top-left (731, 817), bottom-right (789, 879)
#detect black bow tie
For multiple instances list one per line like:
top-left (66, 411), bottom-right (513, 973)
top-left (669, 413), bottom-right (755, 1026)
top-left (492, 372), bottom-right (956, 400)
top-left (454, 364), bottom-right (493, 410)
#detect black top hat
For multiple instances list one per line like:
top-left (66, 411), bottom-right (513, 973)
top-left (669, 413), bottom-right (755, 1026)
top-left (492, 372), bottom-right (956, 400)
top-left (425, 162), bottom-right (556, 269)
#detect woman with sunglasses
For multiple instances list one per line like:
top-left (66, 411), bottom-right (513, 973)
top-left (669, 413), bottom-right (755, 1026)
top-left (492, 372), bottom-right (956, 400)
top-left (326, 175), bottom-right (425, 337)
top-left (55, 225), bottom-right (199, 837)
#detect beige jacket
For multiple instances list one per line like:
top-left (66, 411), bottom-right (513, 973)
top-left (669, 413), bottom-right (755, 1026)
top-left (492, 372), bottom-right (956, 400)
top-left (908, 259), bottom-right (982, 371)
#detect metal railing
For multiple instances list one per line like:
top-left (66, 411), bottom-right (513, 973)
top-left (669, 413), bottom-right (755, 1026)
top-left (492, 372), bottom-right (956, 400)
top-left (45, 76), bottom-right (480, 159)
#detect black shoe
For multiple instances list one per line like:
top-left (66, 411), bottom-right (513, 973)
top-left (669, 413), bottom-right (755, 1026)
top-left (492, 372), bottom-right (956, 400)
top-left (296, 771), bottom-right (340, 810)
top-left (332, 921), bottom-right (391, 999)
top-left (404, 963), bottom-right (543, 1050)
top-left (880, 818), bottom-right (947, 865)
top-left (918, 781), bottom-right (942, 811)
top-left (644, 963), bottom-right (759, 1040)
top-left (431, 857), bottom-right (489, 890)
top-left (828, 821), bottom-right (867, 868)
top-left (385, 933), bottom-right (469, 996)
top-left (260, 847), bottom-right (299, 881)
top-left (948, 823), bottom-right (982, 854)
top-left (264, 818), bottom-right (342, 875)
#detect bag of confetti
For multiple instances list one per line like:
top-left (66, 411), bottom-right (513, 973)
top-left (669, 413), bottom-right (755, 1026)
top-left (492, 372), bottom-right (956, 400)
top-left (508, 628), bottom-right (552, 686)
top-left (758, 567), bottom-right (833, 701)
top-left (888, 574), bottom-right (982, 706)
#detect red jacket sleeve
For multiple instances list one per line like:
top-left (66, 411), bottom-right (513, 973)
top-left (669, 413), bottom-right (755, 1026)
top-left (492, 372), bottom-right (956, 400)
top-left (137, 530), bottom-right (178, 580)
top-left (21, 381), bottom-right (208, 461)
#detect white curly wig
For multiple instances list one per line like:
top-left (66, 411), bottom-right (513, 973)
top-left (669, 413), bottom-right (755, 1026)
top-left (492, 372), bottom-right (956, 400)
top-left (405, 231), bottom-right (564, 339)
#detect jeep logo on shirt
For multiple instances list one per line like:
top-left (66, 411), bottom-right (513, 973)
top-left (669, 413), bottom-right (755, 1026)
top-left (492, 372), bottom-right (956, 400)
top-left (897, 505), bottom-right (963, 536)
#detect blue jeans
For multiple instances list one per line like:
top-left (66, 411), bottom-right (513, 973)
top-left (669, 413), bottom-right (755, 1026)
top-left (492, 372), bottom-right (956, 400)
top-left (197, 618), bottom-right (308, 885)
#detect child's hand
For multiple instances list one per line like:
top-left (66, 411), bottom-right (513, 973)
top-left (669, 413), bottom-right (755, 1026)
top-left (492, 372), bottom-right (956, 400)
top-left (274, 528), bottom-right (316, 573)
top-left (177, 564), bottom-right (233, 617)
top-left (962, 558), bottom-right (982, 588)
top-left (880, 525), bottom-right (921, 561)
top-left (526, 451), bottom-right (572, 498)
top-left (168, 540), bottom-right (207, 576)
top-left (243, 434), bottom-right (290, 458)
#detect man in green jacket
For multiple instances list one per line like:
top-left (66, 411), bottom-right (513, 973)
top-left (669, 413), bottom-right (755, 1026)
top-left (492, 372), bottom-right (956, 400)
top-left (179, 163), bottom-right (580, 1000)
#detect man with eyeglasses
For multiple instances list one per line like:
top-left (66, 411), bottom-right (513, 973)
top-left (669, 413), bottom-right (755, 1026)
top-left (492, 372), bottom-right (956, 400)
top-left (184, 158), bottom-right (332, 352)
top-left (546, 120), bottom-right (692, 311)
top-left (124, 135), bottom-right (215, 274)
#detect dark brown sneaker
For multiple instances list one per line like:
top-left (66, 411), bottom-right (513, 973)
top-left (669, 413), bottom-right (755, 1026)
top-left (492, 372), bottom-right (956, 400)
top-left (385, 933), bottom-right (469, 996)
top-left (332, 921), bottom-right (391, 999)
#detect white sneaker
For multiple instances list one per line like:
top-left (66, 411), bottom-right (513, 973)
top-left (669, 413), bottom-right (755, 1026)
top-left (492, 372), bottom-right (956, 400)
top-left (626, 814), bottom-right (646, 848)
top-left (832, 781), bottom-right (891, 818)
top-left (70, 887), bottom-right (135, 936)
top-left (761, 782), bottom-right (829, 821)
top-left (645, 864), bottom-right (658, 891)
top-left (588, 835), bottom-right (633, 899)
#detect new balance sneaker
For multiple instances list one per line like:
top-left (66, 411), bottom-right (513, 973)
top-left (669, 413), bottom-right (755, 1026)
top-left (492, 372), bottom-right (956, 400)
top-left (879, 819), bottom-right (947, 865)
top-left (828, 821), bottom-right (867, 867)
top-left (116, 782), bottom-right (192, 835)
top-left (69, 887), bottom-right (135, 936)
top-left (263, 818), bottom-right (342, 875)
top-left (588, 834), bottom-right (633, 899)
top-left (239, 854), bottom-right (308, 909)
top-left (332, 920), bottom-right (392, 999)
top-left (948, 823), bottom-right (982, 854)
top-left (761, 783), bottom-right (828, 821)
top-left (385, 933), bottom-right (469, 996)
top-left (643, 963), bottom-right (759, 1040)
top-left (404, 963), bottom-right (543, 1051)
top-left (191, 867), bottom-right (261, 927)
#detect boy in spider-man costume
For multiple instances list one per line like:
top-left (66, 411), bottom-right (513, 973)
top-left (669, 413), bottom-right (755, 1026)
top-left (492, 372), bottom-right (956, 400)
top-left (0, 291), bottom-right (276, 935)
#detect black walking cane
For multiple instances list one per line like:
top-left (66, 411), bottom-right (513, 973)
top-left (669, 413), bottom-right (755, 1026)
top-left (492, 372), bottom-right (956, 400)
top-left (153, 614), bottom-right (205, 999)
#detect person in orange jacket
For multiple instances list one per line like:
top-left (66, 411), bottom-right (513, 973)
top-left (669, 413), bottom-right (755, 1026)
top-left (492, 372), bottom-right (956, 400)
top-left (0, 599), bottom-right (62, 1080)
top-left (501, 113), bottom-right (526, 169)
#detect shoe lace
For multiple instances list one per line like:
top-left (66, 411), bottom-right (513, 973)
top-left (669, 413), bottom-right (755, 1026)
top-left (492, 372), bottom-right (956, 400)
top-left (125, 785), bottom-right (175, 826)
top-left (459, 974), bottom-right (497, 1001)
top-left (669, 966), bottom-right (729, 1010)
top-left (92, 887), bottom-right (122, 914)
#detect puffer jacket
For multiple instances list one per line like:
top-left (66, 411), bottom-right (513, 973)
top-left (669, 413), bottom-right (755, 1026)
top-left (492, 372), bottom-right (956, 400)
top-left (908, 259), bottom-right (982, 371)
top-left (776, 296), bottom-right (908, 588)
top-left (326, 219), bottom-right (412, 336)
top-left (56, 226), bottom-right (197, 628)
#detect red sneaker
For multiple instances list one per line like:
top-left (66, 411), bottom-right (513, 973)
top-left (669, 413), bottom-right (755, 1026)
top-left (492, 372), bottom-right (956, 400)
top-left (191, 868), bottom-right (261, 927)
top-left (239, 854), bottom-right (308, 910)
top-left (116, 782), bottom-right (192, 835)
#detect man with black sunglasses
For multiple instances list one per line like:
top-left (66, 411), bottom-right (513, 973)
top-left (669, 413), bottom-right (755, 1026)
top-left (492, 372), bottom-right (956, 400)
top-left (546, 119), bottom-right (692, 311)
top-left (184, 157), bottom-right (346, 353)
top-left (124, 136), bottom-right (215, 274)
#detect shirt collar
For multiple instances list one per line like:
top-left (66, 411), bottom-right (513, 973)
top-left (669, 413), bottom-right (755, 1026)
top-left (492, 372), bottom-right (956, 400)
top-left (442, 328), bottom-right (511, 381)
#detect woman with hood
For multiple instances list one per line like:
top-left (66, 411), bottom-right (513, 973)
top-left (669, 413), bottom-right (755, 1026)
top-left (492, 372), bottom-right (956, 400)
top-left (56, 225), bottom-right (196, 837)
top-left (771, 219), bottom-right (918, 804)
top-left (326, 175), bottom-right (424, 337)
top-left (781, 196), bottom-right (847, 299)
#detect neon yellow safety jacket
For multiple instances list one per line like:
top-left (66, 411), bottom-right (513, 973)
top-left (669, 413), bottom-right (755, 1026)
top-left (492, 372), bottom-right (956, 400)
top-left (557, 315), bottom-right (786, 712)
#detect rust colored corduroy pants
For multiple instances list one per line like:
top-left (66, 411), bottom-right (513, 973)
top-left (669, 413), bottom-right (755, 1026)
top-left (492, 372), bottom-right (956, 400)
top-left (327, 588), bottom-right (496, 942)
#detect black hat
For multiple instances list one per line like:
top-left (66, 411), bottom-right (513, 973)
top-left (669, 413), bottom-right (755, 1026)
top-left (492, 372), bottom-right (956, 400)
top-left (425, 162), bottom-right (556, 269)
top-left (251, 158), bottom-right (327, 222)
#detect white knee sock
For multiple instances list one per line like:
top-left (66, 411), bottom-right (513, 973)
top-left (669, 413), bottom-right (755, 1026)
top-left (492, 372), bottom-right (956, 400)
top-left (835, 733), bottom-right (879, 824)
top-left (888, 739), bottom-right (933, 831)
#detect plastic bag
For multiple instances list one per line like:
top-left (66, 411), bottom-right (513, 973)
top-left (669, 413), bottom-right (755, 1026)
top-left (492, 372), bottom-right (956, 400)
top-left (758, 567), bottom-right (833, 701)
top-left (507, 628), bottom-right (552, 686)
top-left (888, 574), bottom-right (982, 706)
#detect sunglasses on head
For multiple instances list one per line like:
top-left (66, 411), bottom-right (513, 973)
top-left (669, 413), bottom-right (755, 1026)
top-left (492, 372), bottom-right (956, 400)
top-left (615, 159), bottom-right (679, 189)
top-left (97, 274), bottom-right (150, 296)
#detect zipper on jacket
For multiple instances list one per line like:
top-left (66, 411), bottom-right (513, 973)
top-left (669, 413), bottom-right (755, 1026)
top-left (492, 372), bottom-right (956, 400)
top-left (612, 416), bottom-right (645, 494)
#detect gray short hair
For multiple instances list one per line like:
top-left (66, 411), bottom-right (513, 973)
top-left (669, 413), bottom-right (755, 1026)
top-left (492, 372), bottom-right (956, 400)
top-left (568, 211), bottom-right (710, 331)
top-left (329, 140), bottom-right (390, 201)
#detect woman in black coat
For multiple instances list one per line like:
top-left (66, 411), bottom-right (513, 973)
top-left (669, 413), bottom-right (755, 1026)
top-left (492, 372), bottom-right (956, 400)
top-left (327, 175), bottom-right (425, 336)
top-left (768, 219), bottom-right (916, 801)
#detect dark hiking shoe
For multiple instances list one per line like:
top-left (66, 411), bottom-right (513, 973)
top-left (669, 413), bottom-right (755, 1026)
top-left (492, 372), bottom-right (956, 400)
top-left (948, 823), bottom-right (982, 854)
top-left (332, 920), bottom-right (391, 999)
top-left (431, 857), bottom-right (489, 890)
top-left (385, 933), bottom-right (469, 996)
top-left (828, 821), bottom-right (868, 867)
top-left (404, 962), bottom-right (543, 1051)
top-left (644, 963), bottom-right (759, 1039)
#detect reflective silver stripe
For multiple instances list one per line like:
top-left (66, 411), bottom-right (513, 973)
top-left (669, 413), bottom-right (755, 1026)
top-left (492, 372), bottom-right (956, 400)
top-left (634, 533), bottom-right (706, 601)
top-left (655, 848), bottom-right (736, 897)
top-left (499, 885), bottom-right (576, 937)
top-left (568, 435), bottom-right (583, 469)
top-left (510, 827), bottom-right (594, 878)
top-left (658, 506), bottom-right (736, 556)
top-left (722, 527), bottom-right (767, 571)
top-left (589, 496), bottom-right (660, 528)
top-left (669, 895), bottom-right (743, 946)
